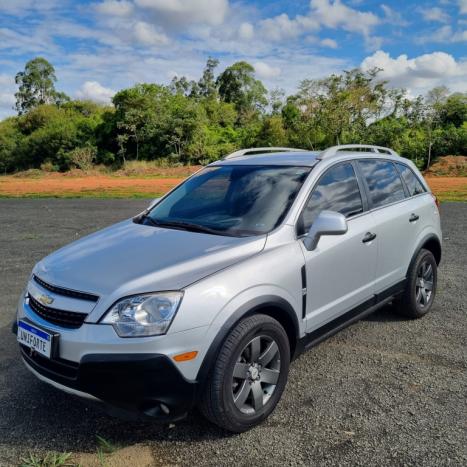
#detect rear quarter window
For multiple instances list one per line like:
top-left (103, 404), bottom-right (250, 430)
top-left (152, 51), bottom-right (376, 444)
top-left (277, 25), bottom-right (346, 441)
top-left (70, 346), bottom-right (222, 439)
top-left (358, 160), bottom-right (405, 208)
top-left (396, 163), bottom-right (426, 197)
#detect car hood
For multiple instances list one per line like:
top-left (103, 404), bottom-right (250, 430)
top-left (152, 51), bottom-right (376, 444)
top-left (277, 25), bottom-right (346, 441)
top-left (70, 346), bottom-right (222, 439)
top-left (33, 219), bottom-right (266, 298)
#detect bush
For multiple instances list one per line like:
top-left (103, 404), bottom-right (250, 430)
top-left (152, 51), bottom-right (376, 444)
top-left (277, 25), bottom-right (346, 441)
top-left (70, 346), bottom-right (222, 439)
top-left (68, 146), bottom-right (97, 171)
top-left (40, 161), bottom-right (59, 172)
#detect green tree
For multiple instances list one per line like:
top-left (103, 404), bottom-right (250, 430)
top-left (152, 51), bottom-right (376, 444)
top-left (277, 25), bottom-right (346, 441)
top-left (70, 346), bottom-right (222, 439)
top-left (0, 118), bottom-right (23, 173)
top-left (198, 57), bottom-right (219, 99)
top-left (217, 61), bottom-right (267, 115)
top-left (257, 115), bottom-right (288, 147)
top-left (295, 69), bottom-right (388, 147)
top-left (15, 57), bottom-right (69, 114)
top-left (438, 93), bottom-right (467, 128)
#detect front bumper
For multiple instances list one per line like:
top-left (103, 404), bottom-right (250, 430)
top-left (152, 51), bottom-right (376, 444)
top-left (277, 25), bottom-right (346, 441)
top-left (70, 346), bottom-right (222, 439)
top-left (18, 343), bottom-right (198, 421)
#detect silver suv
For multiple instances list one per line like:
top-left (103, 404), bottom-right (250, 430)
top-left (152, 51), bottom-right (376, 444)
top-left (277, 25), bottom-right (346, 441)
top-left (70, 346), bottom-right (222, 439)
top-left (14, 145), bottom-right (442, 432)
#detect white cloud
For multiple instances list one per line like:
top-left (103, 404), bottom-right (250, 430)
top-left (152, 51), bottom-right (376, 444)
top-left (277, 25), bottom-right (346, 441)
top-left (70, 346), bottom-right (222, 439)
top-left (417, 25), bottom-right (467, 44)
top-left (76, 81), bottom-right (115, 103)
top-left (0, 0), bottom-right (33, 14)
top-left (257, 0), bottom-right (381, 45)
top-left (0, 74), bottom-right (14, 87)
top-left (94, 0), bottom-right (134, 17)
top-left (361, 50), bottom-right (467, 95)
top-left (134, 0), bottom-right (229, 27)
top-left (420, 7), bottom-right (450, 23)
top-left (321, 38), bottom-right (338, 48)
top-left (0, 0), bottom-right (58, 16)
top-left (259, 13), bottom-right (319, 42)
top-left (238, 22), bottom-right (254, 40)
top-left (310, 0), bottom-right (380, 37)
top-left (133, 21), bottom-right (169, 46)
top-left (0, 27), bottom-right (57, 54)
top-left (253, 61), bottom-right (281, 79)
top-left (0, 74), bottom-right (16, 119)
top-left (460, 0), bottom-right (467, 14)
top-left (0, 92), bottom-right (15, 107)
top-left (381, 4), bottom-right (409, 26)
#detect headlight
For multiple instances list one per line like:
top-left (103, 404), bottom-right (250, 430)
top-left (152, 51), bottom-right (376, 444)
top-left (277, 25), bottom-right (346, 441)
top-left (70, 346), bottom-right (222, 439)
top-left (102, 292), bottom-right (183, 337)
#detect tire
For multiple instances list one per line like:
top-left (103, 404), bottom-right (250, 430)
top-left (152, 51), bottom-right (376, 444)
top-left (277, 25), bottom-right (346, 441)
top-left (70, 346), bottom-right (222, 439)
top-left (395, 248), bottom-right (437, 319)
top-left (199, 314), bottom-right (290, 432)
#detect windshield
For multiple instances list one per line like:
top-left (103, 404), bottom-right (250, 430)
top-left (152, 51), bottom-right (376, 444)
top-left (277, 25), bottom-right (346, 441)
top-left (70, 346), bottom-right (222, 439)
top-left (143, 165), bottom-right (311, 236)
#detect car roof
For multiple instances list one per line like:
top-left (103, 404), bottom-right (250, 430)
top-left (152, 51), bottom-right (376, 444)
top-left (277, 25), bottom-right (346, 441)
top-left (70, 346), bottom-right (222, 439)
top-left (211, 151), bottom-right (321, 167)
top-left (211, 146), bottom-right (407, 167)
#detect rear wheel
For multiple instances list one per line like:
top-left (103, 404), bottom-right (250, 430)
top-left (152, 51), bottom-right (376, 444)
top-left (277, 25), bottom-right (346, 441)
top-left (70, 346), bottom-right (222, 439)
top-left (199, 314), bottom-right (290, 432)
top-left (395, 248), bottom-right (437, 318)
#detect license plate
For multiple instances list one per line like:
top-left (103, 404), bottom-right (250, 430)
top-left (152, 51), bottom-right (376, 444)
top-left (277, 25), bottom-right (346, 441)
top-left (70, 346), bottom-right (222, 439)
top-left (17, 320), bottom-right (54, 358)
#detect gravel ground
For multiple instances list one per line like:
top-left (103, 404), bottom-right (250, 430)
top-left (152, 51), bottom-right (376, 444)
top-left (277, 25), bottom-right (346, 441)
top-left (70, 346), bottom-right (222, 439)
top-left (0, 199), bottom-right (466, 466)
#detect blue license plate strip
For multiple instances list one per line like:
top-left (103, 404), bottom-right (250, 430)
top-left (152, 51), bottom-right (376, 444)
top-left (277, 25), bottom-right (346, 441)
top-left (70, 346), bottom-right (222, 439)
top-left (18, 320), bottom-right (51, 341)
top-left (17, 320), bottom-right (57, 359)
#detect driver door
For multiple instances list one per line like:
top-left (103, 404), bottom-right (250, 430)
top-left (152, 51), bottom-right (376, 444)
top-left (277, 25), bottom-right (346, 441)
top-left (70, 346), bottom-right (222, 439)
top-left (298, 162), bottom-right (378, 332)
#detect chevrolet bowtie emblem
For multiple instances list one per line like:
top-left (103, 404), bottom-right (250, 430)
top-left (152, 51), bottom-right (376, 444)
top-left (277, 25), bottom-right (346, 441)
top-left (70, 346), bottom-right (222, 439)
top-left (37, 293), bottom-right (54, 306)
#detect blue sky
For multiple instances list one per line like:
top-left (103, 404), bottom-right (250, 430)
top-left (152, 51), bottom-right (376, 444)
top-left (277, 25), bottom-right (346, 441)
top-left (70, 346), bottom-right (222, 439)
top-left (0, 0), bottom-right (466, 119)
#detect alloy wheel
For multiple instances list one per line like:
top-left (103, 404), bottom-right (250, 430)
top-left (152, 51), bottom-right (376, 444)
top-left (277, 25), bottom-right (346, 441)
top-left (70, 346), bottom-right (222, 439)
top-left (415, 260), bottom-right (434, 308)
top-left (231, 335), bottom-right (281, 414)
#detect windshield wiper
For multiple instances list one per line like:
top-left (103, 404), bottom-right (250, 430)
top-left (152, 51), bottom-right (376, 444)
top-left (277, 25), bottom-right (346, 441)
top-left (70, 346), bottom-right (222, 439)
top-left (140, 217), bottom-right (231, 236)
top-left (154, 220), bottom-right (231, 236)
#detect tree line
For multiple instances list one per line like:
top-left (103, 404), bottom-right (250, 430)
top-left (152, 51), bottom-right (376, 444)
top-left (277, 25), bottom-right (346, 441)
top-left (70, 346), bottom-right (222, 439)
top-left (0, 57), bottom-right (465, 174)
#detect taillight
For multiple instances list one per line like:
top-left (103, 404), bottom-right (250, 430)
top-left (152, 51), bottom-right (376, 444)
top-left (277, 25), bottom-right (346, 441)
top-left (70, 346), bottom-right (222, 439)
top-left (432, 194), bottom-right (440, 209)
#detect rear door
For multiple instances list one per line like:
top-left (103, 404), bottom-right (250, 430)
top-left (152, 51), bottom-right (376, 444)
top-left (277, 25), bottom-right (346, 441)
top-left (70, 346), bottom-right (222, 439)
top-left (298, 162), bottom-right (378, 331)
top-left (356, 159), bottom-right (418, 293)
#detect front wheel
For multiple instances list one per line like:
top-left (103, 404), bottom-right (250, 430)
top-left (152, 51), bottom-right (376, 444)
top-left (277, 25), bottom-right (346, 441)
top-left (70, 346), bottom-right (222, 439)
top-left (199, 314), bottom-right (290, 432)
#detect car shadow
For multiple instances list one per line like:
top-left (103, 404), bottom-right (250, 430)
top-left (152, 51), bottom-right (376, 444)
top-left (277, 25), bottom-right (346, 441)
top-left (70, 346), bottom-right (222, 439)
top-left (0, 329), bottom-right (237, 461)
top-left (0, 302), bottom-right (411, 459)
top-left (363, 303), bottom-right (408, 322)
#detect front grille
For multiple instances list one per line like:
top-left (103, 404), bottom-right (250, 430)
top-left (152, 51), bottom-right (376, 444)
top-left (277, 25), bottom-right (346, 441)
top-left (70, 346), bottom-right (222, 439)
top-left (28, 295), bottom-right (87, 329)
top-left (20, 345), bottom-right (79, 380)
top-left (33, 275), bottom-right (99, 303)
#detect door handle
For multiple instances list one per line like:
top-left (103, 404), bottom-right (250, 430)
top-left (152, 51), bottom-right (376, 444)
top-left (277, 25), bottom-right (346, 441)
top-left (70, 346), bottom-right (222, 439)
top-left (409, 213), bottom-right (419, 223)
top-left (362, 232), bottom-right (377, 243)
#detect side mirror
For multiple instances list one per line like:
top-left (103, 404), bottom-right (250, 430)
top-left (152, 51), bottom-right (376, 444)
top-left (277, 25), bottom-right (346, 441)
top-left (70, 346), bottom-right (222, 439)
top-left (147, 197), bottom-right (160, 210)
top-left (303, 210), bottom-right (348, 251)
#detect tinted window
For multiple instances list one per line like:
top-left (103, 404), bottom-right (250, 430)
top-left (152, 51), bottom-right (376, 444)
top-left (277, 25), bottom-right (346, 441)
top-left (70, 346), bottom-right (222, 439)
top-left (358, 160), bottom-right (405, 208)
top-left (147, 165), bottom-right (311, 236)
top-left (396, 163), bottom-right (425, 197)
top-left (298, 163), bottom-right (363, 235)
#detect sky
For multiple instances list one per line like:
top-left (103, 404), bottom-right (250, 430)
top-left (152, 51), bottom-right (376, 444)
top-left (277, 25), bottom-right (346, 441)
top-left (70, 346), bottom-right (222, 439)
top-left (0, 0), bottom-right (466, 119)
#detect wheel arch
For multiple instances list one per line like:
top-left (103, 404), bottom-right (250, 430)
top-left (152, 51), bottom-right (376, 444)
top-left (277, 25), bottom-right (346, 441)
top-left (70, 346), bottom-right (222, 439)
top-left (195, 295), bottom-right (299, 388)
top-left (421, 236), bottom-right (442, 265)
top-left (407, 233), bottom-right (442, 277)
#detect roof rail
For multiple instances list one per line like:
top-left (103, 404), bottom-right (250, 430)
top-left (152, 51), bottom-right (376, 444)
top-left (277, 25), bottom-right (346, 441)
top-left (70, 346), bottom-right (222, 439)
top-left (224, 147), bottom-right (307, 160)
top-left (318, 144), bottom-right (399, 159)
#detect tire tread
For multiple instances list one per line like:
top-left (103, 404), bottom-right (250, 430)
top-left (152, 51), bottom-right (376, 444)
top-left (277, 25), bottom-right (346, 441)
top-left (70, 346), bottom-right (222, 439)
top-left (199, 314), bottom-right (289, 432)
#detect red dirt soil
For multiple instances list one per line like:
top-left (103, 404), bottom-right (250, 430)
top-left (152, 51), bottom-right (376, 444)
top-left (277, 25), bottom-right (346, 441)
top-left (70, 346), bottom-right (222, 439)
top-left (0, 175), bottom-right (184, 196)
top-left (424, 176), bottom-right (466, 195)
top-left (0, 173), bottom-right (465, 199)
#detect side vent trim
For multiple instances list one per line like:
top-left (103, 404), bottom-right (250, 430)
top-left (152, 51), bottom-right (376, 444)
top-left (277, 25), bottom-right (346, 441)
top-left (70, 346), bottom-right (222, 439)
top-left (301, 265), bottom-right (307, 319)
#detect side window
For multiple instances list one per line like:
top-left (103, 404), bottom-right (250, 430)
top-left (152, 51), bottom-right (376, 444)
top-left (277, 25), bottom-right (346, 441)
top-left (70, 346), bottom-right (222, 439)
top-left (298, 163), bottom-right (363, 235)
top-left (358, 160), bottom-right (405, 208)
top-left (396, 163), bottom-right (426, 197)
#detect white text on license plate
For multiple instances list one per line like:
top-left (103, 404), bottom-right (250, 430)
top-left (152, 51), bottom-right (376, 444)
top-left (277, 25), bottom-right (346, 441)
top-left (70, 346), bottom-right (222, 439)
top-left (17, 321), bottom-right (53, 358)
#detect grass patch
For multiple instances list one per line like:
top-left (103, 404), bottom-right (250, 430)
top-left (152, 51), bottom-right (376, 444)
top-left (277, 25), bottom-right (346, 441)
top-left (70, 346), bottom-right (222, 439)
top-left (20, 452), bottom-right (74, 467)
top-left (96, 434), bottom-right (120, 466)
top-left (19, 436), bottom-right (121, 467)
top-left (435, 191), bottom-right (467, 202)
